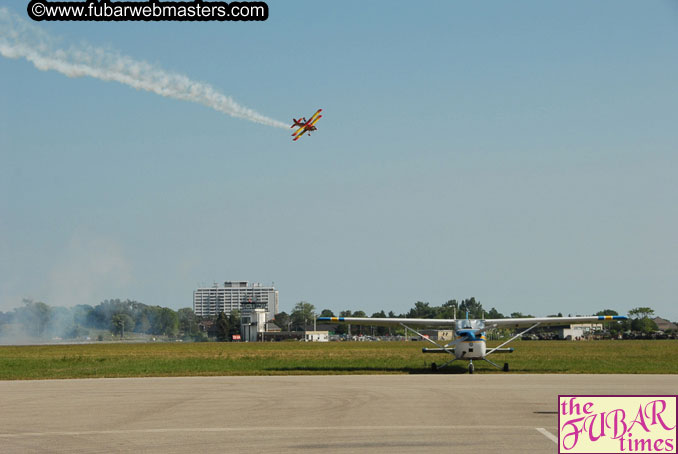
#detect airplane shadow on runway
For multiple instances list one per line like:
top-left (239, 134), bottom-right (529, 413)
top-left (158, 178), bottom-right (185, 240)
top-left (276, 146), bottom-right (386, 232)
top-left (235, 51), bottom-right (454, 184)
top-left (264, 364), bottom-right (471, 374)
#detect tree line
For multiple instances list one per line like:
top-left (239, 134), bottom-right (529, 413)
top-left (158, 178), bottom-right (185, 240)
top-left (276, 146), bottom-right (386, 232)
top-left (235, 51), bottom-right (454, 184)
top-left (0, 299), bottom-right (201, 342)
top-left (276, 299), bottom-right (666, 335)
top-left (0, 297), bottom-right (668, 343)
top-left (276, 297), bottom-right (520, 334)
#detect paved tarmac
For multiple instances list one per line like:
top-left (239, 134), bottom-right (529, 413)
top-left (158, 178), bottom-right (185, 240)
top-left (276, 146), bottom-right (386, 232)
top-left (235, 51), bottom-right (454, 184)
top-left (0, 374), bottom-right (676, 453)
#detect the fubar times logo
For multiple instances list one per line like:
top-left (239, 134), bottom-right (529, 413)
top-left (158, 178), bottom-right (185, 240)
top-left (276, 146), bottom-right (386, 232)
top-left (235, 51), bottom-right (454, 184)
top-left (559, 395), bottom-right (677, 453)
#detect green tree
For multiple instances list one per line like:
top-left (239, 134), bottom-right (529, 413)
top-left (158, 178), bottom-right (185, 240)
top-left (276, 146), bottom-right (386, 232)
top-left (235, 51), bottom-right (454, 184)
top-left (510, 312), bottom-right (533, 318)
top-left (274, 312), bottom-right (291, 332)
top-left (595, 309), bottom-right (628, 334)
top-left (48, 306), bottom-right (75, 338)
top-left (65, 324), bottom-right (89, 339)
top-left (89, 299), bottom-right (135, 330)
top-left (291, 301), bottom-right (315, 330)
top-left (146, 306), bottom-right (165, 335)
top-left (214, 311), bottom-right (242, 341)
top-left (631, 318), bottom-right (658, 333)
top-left (370, 311), bottom-right (388, 336)
top-left (628, 307), bottom-right (657, 333)
top-left (72, 305), bottom-right (94, 327)
top-left (407, 301), bottom-right (435, 319)
top-left (330, 310), bottom-right (354, 335)
top-left (351, 310), bottom-right (367, 334)
top-left (135, 313), bottom-right (152, 334)
top-left (487, 307), bottom-right (504, 319)
top-left (595, 309), bottom-right (619, 316)
top-left (215, 312), bottom-right (229, 341)
top-left (111, 313), bottom-right (134, 337)
top-left (158, 307), bottom-right (179, 337)
top-left (329, 310), bottom-right (350, 335)
top-left (628, 307), bottom-right (654, 319)
top-left (320, 309), bottom-right (335, 317)
top-left (227, 310), bottom-right (241, 338)
top-left (438, 300), bottom-right (458, 319)
top-left (177, 308), bottom-right (198, 338)
top-left (16, 299), bottom-right (52, 337)
top-left (459, 298), bottom-right (484, 319)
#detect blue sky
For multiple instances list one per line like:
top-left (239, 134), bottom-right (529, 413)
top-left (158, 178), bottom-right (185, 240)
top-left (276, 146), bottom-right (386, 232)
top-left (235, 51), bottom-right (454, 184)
top-left (1, 0), bottom-right (677, 319)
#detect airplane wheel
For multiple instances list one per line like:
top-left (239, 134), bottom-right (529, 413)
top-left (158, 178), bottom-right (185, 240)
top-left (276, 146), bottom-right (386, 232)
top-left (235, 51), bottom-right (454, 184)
top-left (468, 363), bottom-right (474, 374)
top-left (431, 363), bottom-right (437, 371)
top-left (503, 363), bottom-right (509, 372)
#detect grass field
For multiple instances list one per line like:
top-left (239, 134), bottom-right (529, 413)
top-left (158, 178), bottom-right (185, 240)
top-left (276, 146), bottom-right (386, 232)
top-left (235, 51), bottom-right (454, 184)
top-left (1, 340), bottom-right (677, 380)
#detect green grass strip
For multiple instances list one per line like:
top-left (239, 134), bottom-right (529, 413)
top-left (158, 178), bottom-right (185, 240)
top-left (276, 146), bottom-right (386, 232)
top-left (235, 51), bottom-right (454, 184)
top-left (1, 340), bottom-right (676, 380)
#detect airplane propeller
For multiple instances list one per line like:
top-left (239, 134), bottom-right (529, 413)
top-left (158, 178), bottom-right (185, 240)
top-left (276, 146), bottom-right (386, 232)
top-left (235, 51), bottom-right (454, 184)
top-left (443, 337), bottom-right (465, 348)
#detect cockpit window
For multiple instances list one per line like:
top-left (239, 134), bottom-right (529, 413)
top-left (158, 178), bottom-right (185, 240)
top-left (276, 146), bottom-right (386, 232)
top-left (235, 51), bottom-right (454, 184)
top-left (455, 319), bottom-right (485, 330)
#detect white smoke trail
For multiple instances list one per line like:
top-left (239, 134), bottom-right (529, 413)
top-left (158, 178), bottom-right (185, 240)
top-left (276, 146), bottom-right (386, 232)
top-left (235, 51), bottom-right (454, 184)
top-left (0, 7), bottom-right (287, 128)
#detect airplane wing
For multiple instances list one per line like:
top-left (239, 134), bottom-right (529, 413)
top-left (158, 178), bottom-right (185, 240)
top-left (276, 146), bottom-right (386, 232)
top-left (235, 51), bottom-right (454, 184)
top-left (308, 114), bottom-right (322, 127)
top-left (486, 315), bottom-right (627, 328)
top-left (317, 315), bottom-right (627, 328)
top-left (307, 109), bottom-right (322, 123)
top-left (317, 317), bottom-right (456, 327)
top-left (292, 125), bottom-right (306, 137)
top-left (293, 128), bottom-right (309, 141)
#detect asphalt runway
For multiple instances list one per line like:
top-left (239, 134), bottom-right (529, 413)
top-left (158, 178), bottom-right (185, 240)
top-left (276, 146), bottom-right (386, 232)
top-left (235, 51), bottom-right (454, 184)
top-left (1, 374), bottom-right (676, 453)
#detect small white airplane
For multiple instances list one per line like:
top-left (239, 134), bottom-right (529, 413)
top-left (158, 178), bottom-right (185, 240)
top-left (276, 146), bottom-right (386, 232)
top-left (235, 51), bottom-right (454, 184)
top-left (317, 314), bottom-right (627, 373)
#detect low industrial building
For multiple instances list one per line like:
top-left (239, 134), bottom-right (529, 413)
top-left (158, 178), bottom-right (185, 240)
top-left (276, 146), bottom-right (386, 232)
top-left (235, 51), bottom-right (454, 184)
top-left (304, 331), bottom-right (329, 342)
top-left (551, 323), bottom-right (603, 340)
top-left (419, 330), bottom-right (454, 341)
top-left (653, 317), bottom-right (678, 332)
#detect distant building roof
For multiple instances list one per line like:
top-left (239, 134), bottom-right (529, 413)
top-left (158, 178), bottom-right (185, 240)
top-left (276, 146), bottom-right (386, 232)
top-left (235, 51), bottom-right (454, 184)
top-left (653, 317), bottom-right (677, 332)
top-left (266, 322), bottom-right (281, 332)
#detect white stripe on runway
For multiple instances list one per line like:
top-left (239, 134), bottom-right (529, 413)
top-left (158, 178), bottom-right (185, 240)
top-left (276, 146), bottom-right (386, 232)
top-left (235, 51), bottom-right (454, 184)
top-left (0, 425), bottom-right (539, 438)
top-left (536, 427), bottom-right (558, 444)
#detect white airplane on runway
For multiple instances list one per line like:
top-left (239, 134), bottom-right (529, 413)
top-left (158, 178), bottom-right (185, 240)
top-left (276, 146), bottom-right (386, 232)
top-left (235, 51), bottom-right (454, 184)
top-left (317, 314), bottom-right (627, 374)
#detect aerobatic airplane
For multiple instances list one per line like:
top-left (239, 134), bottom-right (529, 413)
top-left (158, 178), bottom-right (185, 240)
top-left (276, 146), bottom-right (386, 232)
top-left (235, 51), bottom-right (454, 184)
top-left (291, 109), bottom-right (322, 141)
top-left (317, 314), bottom-right (627, 373)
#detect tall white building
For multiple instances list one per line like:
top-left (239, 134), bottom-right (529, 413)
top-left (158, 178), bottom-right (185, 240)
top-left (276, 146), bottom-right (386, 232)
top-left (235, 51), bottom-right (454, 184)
top-left (193, 281), bottom-right (279, 320)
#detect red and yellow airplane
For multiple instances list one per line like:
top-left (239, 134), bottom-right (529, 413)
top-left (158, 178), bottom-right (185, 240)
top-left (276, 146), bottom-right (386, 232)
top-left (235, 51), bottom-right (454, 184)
top-left (291, 109), bottom-right (322, 141)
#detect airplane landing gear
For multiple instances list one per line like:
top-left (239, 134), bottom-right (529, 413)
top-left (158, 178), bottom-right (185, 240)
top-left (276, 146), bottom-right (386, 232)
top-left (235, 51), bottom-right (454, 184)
top-left (431, 362), bottom-right (437, 371)
top-left (503, 363), bottom-right (509, 372)
top-left (468, 361), bottom-right (474, 374)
